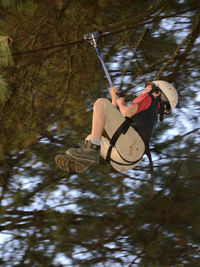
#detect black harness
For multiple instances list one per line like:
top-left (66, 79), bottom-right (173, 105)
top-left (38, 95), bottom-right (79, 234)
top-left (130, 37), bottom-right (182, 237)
top-left (106, 116), bottom-right (152, 167)
top-left (106, 93), bottom-right (159, 194)
top-left (106, 117), bottom-right (143, 166)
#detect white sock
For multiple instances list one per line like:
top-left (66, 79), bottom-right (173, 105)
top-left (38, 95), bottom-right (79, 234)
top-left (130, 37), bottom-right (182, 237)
top-left (91, 138), bottom-right (101, 146)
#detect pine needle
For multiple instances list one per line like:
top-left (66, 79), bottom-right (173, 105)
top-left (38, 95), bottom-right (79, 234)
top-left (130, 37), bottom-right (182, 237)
top-left (0, 35), bottom-right (14, 67)
top-left (0, 75), bottom-right (9, 103)
top-left (0, 0), bottom-right (32, 10)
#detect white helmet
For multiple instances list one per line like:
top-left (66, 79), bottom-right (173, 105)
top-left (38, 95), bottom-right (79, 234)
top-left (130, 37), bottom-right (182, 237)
top-left (152, 80), bottom-right (178, 114)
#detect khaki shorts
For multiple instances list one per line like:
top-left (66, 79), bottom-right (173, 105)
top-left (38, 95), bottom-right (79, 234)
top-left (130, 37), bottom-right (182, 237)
top-left (100, 98), bottom-right (145, 172)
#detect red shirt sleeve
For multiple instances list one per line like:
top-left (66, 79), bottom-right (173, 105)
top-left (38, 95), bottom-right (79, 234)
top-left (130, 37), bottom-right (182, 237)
top-left (131, 93), bottom-right (151, 113)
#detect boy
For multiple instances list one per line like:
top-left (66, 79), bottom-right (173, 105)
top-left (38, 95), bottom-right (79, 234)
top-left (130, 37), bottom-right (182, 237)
top-left (56, 80), bottom-right (178, 173)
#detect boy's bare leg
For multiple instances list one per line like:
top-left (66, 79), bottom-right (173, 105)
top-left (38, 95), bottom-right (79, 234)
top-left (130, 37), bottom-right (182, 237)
top-left (66, 98), bottom-right (106, 163)
top-left (85, 98), bottom-right (106, 143)
top-left (90, 98), bottom-right (106, 140)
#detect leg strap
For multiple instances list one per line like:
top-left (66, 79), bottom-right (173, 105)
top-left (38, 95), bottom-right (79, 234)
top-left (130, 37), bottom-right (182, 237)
top-left (106, 117), bottom-right (142, 165)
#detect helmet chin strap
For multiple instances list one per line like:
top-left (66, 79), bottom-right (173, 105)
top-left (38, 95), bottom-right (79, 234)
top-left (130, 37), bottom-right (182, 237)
top-left (159, 101), bottom-right (165, 121)
top-left (150, 88), bottom-right (167, 121)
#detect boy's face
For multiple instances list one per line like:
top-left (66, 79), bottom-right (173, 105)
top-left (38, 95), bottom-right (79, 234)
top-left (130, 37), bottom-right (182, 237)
top-left (142, 84), bottom-right (153, 94)
top-left (143, 83), bottom-right (161, 97)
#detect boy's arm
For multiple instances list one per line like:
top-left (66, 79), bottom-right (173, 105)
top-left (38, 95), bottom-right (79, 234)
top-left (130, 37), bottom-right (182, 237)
top-left (109, 87), bottom-right (138, 117)
top-left (117, 97), bottom-right (138, 117)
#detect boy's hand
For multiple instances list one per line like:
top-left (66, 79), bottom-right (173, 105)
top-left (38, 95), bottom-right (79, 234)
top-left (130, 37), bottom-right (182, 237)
top-left (109, 87), bottom-right (118, 107)
top-left (109, 86), bottom-right (118, 97)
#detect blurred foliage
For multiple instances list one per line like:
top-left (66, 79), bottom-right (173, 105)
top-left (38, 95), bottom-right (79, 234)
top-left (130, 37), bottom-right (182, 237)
top-left (0, 35), bottom-right (14, 66)
top-left (0, 0), bottom-right (35, 10)
top-left (0, 0), bottom-right (200, 266)
top-left (0, 74), bottom-right (8, 103)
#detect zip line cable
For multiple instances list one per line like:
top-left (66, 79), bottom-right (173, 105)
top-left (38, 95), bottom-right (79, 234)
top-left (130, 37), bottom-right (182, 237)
top-left (10, 6), bottom-right (200, 57)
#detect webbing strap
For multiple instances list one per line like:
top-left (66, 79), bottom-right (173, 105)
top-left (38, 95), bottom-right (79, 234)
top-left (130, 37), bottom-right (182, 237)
top-left (109, 152), bottom-right (142, 166)
top-left (106, 117), bottom-right (133, 164)
top-left (145, 145), bottom-right (155, 197)
top-left (106, 117), bottom-right (153, 170)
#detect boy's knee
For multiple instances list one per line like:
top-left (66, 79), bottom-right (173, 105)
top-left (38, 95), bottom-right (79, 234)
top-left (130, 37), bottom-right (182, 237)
top-left (94, 98), bottom-right (109, 107)
top-left (93, 98), bottom-right (112, 116)
top-left (94, 98), bottom-right (106, 104)
top-left (93, 98), bottom-right (108, 108)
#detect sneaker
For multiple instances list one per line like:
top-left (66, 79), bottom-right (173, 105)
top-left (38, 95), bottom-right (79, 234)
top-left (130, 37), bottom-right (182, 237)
top-left (55, 154), bottom-right (91, 173)
top-left (66, 140), bottom-right (100, 164)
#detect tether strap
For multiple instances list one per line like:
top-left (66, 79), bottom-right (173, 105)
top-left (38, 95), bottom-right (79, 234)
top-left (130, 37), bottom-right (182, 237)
top-left (145, 145), bottom-right (155, 197)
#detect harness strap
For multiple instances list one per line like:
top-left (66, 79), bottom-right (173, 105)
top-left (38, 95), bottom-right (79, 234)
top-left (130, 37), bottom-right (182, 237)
top-left (106, 117), bottom-right (134, 164)
top-left (145, 145), bottom-right (155, 197)
top-left (106, 116), bottom-right (153, 171)
top-left (109, 152), bottom-right (142, 166)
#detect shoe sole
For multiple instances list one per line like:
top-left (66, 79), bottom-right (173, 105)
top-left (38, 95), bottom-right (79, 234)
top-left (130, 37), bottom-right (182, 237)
top-left (55, 155), bottom-right (90, 173)
top-left (66, 151), bottom-right (98, 164)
